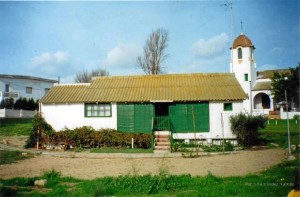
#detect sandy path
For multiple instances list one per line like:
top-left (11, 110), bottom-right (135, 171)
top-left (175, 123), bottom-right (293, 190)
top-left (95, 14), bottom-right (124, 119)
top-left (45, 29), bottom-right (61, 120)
top-left (0, 149), bottom-right (286, 179)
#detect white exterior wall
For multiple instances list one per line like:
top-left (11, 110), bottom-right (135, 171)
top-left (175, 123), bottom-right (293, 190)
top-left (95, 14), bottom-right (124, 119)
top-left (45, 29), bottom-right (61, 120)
top-left (0, 77), bottom-right (55, 102)
top-left (41, 103), bottom-right (117, 131)
top-left (230, 46), bottom-right (256, 113)
top-left (43, 101), bottom-right (244, 140)
top-left (252, 89), bottom-right (274, 115)
top-left (172, 101), bottom-right (244, 140)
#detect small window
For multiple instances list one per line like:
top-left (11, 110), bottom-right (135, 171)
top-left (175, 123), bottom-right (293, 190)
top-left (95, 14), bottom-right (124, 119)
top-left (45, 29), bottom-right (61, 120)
top-left (26, 87), bottom-right (32, 94)
top-left (5, 84), bottom-right (9, 92)
top-left (238, 48), bottom-right (242, 59)
top-left (224, 103), bottom-right (233, 111)
top-left (244, 73), bottom-right (248, 81)
top-left (85, 103), bottom-right (111, 117)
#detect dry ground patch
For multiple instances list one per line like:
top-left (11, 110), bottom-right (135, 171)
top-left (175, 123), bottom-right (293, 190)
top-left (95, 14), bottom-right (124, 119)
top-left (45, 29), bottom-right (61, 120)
top-left (0, 148), bottom-right (285, 179)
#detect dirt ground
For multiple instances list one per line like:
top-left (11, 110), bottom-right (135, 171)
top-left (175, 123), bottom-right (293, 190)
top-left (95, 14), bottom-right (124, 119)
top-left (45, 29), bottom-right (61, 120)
top-left (0, 147), bottom-right (286, 180)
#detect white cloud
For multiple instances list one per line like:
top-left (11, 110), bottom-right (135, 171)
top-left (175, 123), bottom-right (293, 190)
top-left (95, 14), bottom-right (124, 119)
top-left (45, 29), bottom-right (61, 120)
top-left (191, 33), bottom-right (229, 58)
top-left (29, 51), bottom-right (70, 74)
top-left (102, 43), bottom-right (141, 68)
top-left (268, 47), bottom-right (284, 55)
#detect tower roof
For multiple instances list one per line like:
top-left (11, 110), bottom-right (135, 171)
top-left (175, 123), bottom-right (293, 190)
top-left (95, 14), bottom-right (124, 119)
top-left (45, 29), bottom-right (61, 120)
top-left (232, 34), bottom-right (255, 49)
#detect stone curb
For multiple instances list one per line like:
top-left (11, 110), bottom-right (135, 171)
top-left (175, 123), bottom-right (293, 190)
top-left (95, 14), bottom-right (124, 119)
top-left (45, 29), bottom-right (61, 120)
top-left (0, 143), bottom-right (241, 159)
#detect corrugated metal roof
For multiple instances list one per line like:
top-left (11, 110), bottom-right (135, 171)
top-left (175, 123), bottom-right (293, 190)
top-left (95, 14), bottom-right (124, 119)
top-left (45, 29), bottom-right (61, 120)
top-left (256, 69), bottom-right (290, 79)
top-left (252, 81), bottom-right (272, 91)
top-left (41, 73), bottom-right (247, 103)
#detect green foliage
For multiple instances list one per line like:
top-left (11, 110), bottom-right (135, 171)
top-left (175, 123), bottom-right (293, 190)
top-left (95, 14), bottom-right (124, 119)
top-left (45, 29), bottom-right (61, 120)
top-left (271, 64), bottom-right (300, 107)
top-left (201, 142), bottom-right (234, 152)
top-left (25, 113), bottom-right (54, 148)
top-left (0, 159), bottom-right (298, 196)
top-left (0, 97), bottom-right (14, 109)
top-left (23, 114), bottom-right (151, 149)
top-left (48, 127), bottom-right (152, 149)
top-left (259, 119), bottom-right (300, 147)
top-left (0, 118), bottom-right (33, 136)
top-left (90, 147), bottom-right (152, 153)
top-left (230, 113), bottom-right (267, 147)
top-left (0, 97), bottom-right (38, 110)
top-left (293, 114), bottom-right (300, 120)
top-left (42, 169), bottom-right (62, 187)
top-left (0, 150), bottom-right (33, 164)
top-left (172, 140), bottom-right (234, 153)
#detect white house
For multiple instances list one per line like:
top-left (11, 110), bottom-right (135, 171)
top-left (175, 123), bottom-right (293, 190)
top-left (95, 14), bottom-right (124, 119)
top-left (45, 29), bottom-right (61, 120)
top-left (41, 73), bottom-right (247, 149)
top-left (0, 74), bottom-right (57, 103)
top-left (40, 33), bottom-right (296, 150)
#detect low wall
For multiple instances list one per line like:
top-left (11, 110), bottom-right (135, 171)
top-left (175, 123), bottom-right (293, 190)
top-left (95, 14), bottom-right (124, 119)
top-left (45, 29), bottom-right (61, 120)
top-left (0, 108), bottom-right (37, 118)
top-left (280, 107), bottom-right (300, 119)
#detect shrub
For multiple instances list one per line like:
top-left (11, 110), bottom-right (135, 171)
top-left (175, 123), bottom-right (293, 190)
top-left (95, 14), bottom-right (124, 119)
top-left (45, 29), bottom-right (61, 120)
top-left (25, 113), bottom-right (54, 148)
top-left (0, 97), bottom-right (14, 109)
top-left (293, 114), bottom-right (300, 120)
top-left (230, 113), bottom-right (267, 147)
top-left (46, 127), bottom-right (151, 149)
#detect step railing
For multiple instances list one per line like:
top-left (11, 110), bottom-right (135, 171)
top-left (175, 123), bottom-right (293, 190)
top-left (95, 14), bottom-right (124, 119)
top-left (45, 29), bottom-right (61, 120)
top-left (153, 116), bottom-right (175, 152)
top-left (153, 116), bottom-right (170, 131)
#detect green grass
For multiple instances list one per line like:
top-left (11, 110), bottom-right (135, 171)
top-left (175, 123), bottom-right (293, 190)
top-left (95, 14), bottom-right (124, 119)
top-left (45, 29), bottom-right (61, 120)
top-left (0, 118), bottom-right (33, 136)
top-left (0, 159), bottom-right (298, 196)
top-left (0, 150), bottom-right (33, 164)
top-left (259, 119), bottom-right (300, 147)
top-left (90, 147), bottom-right (153, 153)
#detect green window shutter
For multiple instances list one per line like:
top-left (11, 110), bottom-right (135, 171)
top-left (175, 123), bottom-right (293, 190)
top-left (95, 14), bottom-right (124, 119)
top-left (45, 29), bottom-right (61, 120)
top-left (198, 102), bottom-right (209, 132)
top-left (169, 102), bottom-right (209, 133)
top-left (169, 103), bottom-right (189, 133)
top-left (188, 103), bottom-right (209, 132)
top-left (117, 103), bottom-right (154, 133)
top-left (224, 103), bottom-right (233, 111)
top-left (117, 104), bottom-right (135, 132)
top-left (244, 73), bottom-right (248, 81)
top-left (134, 104), bottom-right (154, 134)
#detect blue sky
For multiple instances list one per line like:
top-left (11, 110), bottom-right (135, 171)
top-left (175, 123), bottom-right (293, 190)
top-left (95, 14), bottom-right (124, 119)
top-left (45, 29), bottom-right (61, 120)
top-left (0, 0), bottom-right (299, 83)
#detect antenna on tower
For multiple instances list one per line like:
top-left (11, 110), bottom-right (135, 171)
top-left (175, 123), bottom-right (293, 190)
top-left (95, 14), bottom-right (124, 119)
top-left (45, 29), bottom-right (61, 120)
top-left (221, 0), bottom-right (233, 40)
top-left (240, 21), bottom-right (243, 34)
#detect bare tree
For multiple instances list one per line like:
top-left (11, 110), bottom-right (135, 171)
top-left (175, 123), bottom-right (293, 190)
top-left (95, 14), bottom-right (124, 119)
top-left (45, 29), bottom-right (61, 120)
top-left (137, 28), bottom-right (169, 74)
top-left (75, 68), bottom-right (109, 83)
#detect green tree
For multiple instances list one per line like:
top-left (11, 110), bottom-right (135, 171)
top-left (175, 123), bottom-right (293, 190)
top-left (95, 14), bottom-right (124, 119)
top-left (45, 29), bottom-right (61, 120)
top-left (0, 98), bottom-right (14, 109)
top-left (14, 97), bottom-right (23, 110)
top-left (230, 113), bottom-right (267, 147)
top-left (25, 113), bottom-right (53, 148)
top-left (271, 64), bottom-right (300, 108)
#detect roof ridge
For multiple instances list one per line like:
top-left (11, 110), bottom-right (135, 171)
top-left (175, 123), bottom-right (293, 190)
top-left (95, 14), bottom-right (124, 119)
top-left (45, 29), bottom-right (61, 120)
top-left (92, 72), bottom-right (233, 80)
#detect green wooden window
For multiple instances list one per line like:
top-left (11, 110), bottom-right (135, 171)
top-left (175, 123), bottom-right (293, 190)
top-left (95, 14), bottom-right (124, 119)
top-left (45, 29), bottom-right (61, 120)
top-left (244, 73), bottom-right (248, 81)
top-left (224, 103), bottom-right (233, 111)
top-left (117, 103), bottom-right (154, 134)
top-left (169, 102), bottom-right (209, 133)
top-left (85, 103), bottom-right (111, 117)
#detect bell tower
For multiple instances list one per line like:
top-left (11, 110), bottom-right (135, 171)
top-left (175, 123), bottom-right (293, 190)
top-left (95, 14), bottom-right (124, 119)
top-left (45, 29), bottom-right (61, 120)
top-left (230, 33), bottom-right (256, 112)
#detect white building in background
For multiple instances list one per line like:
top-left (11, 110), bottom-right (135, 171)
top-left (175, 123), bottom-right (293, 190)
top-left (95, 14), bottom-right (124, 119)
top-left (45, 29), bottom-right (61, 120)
top-left (0, 74), bottom-right (57, 103)
top-left (230, 33), bottom-right (293, 117)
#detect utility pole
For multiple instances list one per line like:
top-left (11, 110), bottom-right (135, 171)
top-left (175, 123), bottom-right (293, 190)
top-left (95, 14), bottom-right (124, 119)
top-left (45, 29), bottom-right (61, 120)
top-left (285, 89), bottom-right (291, 159)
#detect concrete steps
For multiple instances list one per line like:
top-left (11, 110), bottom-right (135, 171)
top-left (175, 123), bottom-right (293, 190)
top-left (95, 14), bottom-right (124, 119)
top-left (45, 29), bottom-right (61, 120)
top-left (154, 131), bottom-right (171, 152)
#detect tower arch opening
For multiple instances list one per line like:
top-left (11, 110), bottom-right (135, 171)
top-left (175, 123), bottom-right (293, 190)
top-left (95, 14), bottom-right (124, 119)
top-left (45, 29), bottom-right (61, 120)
top-left (253, 93), bottom-right (271, 109)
